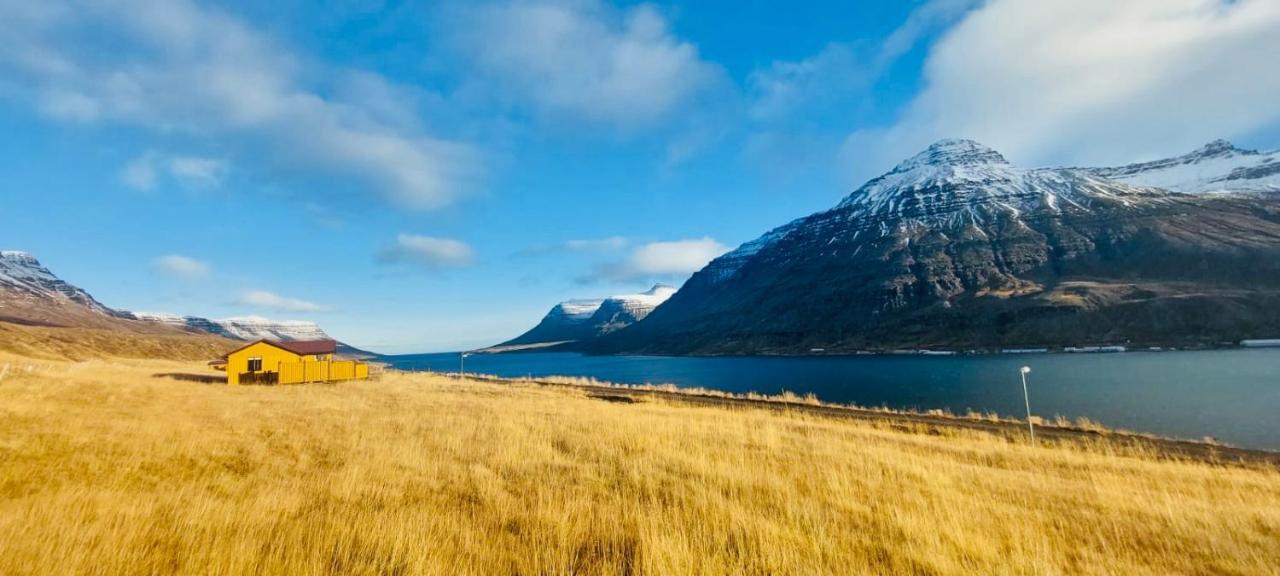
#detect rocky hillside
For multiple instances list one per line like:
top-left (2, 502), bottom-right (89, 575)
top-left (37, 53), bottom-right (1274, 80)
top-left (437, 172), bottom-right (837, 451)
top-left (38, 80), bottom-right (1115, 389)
top-left (1, 251), bottom-right (121, 327)
top-left (500, 285), bottom-right (676, 348)
top-left (0, 251), bottom-right (234, 359)
top-left (0, 251), bottom-right (373, 359)
top-left (500, 299), bottom-right (605, 347)
top-left (589, 140), bottom-right (1280, 354)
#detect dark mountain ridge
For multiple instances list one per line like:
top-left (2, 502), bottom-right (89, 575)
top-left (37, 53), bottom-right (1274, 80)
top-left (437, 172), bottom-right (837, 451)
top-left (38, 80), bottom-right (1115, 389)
top-left (498, 285), bottom-right (675, 348)
top-left (587, 140), bottom-right (1280, 354)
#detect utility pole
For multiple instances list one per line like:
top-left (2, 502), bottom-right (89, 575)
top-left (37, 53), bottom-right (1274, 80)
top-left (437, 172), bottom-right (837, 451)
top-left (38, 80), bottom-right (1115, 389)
top-left (1020, 366), bottom-right (1035, 445)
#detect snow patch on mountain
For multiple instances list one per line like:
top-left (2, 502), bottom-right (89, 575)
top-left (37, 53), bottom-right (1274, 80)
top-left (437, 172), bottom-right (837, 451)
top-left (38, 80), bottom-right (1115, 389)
top-left (703, 219), bottom-right (805, 284)
top-left (1089, 140), bottom-right (1280, 194)
top-left (608, 284), bottom-right (677, 309)
top-left (499, 285), bottom-right (677, 347)
top-left (837, 139), bottom-right (1170, 226)
top-left (554, 299), bottom-right (605, 321)
top-left (0, 250), bottom-right (114, 313)
top-left (120, 311), bottom-right (331, 341)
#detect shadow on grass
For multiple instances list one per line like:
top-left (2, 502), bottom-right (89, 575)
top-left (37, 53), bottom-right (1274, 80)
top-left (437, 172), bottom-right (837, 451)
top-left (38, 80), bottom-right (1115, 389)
top-left (586, 393), bottom-right (639, 404)
top-left (153, 372), bottom-right (225, 384)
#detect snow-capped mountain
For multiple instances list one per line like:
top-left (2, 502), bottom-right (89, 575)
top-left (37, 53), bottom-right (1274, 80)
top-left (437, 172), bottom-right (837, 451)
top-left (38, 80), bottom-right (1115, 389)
top-left (500, 284), bottom-right (676, 347)
top-left (0, 250), bottom-right (374, 356)
top-left (699, 140), bottom-right (1173, 291)
top-left (0, 251), bottom-right (115, 315)
top-left (121, 311), bottom-right (375, 357)
top-left (0, 250), bottom-right (134, 328)
top-left (589, 140), bottom-right (1280, 354)
top-left (586, 284), bottom-right (677, 335)
top-left (500, 299), bottom-right (604, 346)
top-left (1089, 139), bottom-right (1280, 194)
top-left (120, 312), bottom-right (332, 341)
top-left (835, 139), bottom-right (1171, 219)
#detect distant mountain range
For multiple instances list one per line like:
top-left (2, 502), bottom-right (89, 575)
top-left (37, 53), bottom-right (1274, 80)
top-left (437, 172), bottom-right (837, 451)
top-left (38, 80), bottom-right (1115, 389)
top-left (0, 251), bottom-right (374, 358)
top-left (1089, 139), bottom-right (1279, 194)
top-left (567, 139), bottom-right (1280, 355)
top-left (495, 284), bottom-right (676, 350)
top-left (116, 311), bottom-right (375, 358)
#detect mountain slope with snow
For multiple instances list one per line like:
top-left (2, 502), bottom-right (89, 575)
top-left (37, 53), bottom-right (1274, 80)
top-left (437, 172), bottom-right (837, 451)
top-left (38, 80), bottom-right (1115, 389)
top-left (1089, 140), bottom-right (1280, 194)
top-left (0, 251), bottom-right (373, 356)
top-left (584, 284), bottom-right (677, 335)
top-left (120, 312), bottom-right (332, 341)
top-left (1, 251), bottom-right (116, 317)
top-left (500, 299), bottom-right (605, 346)
top-left (500, 285), bottom-right (676, 347)
top-left (119, 311), bottom-right (375, 357)
top-left (590, 140), bottom-right (1280, 354)
top-left (0, 251), bottom-right (135, 328)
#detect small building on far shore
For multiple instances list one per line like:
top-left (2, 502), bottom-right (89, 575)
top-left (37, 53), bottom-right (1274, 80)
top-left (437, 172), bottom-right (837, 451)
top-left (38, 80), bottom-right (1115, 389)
top-left (223, 339), bottom-right (369, 385)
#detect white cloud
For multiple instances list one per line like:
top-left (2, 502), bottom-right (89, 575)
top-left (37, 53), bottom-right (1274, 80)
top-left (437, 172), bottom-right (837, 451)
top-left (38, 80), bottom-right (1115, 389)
top-left (564, 236), bottom-right (628, 252)
top-left (843, 0), bottom-right (1280, 181)
top-left (518, 236), bottom-right (628, 258)
top-left (0, 0), bottom-right (477, 209)
top-left (587, 237), bottom-right (729, 282)
top-left (379, 234), bottom-right (476, 271)
top-left (120, 153), bottom-right (158, 191)
top-left (445, 0), bottom-right (723, 129)
top-left (746, 0), bottom-right (976, 123)
top-left (169, 156), bottom-right (228, 188)
top-left (747, 43), bottom-right (863, 123)
top-left (119, 152), bottom-right (228, 190)
top-left (237, 290), bottom-right (328, 312)
top-left (38, 89), bottom-right (101, 122)
top-left (154, 254), bottom-right (210, 279)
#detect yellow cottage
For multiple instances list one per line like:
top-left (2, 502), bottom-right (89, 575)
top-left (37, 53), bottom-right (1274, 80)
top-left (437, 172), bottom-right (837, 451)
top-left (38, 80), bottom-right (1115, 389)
top-left (223, 339), bottom-right (369, 385)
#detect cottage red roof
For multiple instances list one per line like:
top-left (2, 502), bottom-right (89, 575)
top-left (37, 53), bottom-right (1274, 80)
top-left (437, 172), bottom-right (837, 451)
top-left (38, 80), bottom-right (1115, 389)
top-left (270, 339), bottom-right (338, 355)
top-left (224, 339), bottom-right (337, 357)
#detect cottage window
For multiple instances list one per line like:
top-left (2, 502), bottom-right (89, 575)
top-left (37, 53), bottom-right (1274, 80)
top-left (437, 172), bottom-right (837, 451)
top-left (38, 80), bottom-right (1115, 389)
top-left (247, 357), bottom-right (263, 372)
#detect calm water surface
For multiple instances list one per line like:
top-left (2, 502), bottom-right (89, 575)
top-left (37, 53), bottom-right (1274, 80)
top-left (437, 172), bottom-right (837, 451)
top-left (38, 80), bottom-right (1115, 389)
top-left (384, 349), bottom-right (1280, 450)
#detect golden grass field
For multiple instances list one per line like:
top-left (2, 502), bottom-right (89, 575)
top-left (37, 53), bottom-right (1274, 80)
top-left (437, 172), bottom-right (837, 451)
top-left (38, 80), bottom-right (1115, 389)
top-left (2, 353), bottom-right (1279, 575)
top-left (0, 322), bottom-right (233, 361)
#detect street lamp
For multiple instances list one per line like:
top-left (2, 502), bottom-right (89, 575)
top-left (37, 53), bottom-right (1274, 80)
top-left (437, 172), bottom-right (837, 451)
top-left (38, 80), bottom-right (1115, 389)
top-left (460, 352), bottom-right (472, 380)
top-left (1020, 366), bottom-right (1035, 445)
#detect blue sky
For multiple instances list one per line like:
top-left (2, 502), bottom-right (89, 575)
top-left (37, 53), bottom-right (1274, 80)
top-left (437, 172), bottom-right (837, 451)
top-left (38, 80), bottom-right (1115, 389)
top-left (3, 0), bottom-right (1279, 353)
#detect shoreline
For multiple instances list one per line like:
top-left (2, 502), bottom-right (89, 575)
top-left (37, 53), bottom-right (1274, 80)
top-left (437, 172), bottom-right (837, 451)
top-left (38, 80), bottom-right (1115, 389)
top-left (459, 341), bottom-right (1280, 359)
top-left (415, 369), bottom-right (1280, 466)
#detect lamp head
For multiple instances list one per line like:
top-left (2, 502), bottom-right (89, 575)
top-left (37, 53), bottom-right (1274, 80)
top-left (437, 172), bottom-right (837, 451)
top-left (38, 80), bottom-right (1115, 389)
top-left (1020, 366), bottom-right (1032, 374)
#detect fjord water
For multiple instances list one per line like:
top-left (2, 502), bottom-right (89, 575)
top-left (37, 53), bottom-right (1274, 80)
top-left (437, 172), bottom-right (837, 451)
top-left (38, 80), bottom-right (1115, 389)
top-left (385, 349), bottom-right (1280, 450)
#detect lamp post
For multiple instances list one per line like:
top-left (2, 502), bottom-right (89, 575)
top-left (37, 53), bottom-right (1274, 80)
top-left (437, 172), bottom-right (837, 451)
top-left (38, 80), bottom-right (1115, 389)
top-left (1020, 366), bottom-right (1035, 445)
top-left (459, 352), bottom-right (471, 379)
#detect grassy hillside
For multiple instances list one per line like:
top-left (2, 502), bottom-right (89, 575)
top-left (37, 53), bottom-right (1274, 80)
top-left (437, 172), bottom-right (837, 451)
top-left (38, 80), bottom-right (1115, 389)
top-left (0, 321), bottom-right (234, 361)
top-left (1, 356), bottom-right (1277, 575)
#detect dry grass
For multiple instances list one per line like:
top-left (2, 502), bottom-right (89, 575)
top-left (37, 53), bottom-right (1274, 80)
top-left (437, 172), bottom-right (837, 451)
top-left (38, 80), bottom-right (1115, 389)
top-left (0, 322), bottom-right (233, 361)
top-left (1, 355), bottom-right (1278, 575)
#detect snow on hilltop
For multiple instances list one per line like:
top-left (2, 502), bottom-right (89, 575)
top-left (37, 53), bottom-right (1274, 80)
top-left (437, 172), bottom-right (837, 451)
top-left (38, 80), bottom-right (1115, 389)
top-left (120, 311), bottom-right (331, 341)
top-left (1089, 139), bottom-right (1280, 194)
top-left (608, 284), bottom-right (677, 309)
top-left (500, 284), bottom-right (677, 347)
top-left (552, 299), bottom-right (605, 321)
top-left (1, 250), bottom-right (365, 353)
top-left (836, 138), bottom-right (1167, 221)
top-left (0, 250), bottom-right (115, 313)
top-left (586, 138), bottom-right (1280, 355)
top-left (701, 138), bottom-right (1280, 290)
